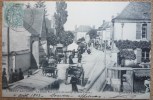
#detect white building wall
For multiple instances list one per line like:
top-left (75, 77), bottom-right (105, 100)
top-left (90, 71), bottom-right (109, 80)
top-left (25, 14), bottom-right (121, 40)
top-left (114, 23), bottom-right (136, 41)
top-left (85, 34), bottom-right (90, 43)
top-left (123, 23), bottom-right (136, 40)
top-left (103, 29), bottom-right (111, 40)
top-left (2, 25), bottom-right (8, 53)
top-left (32, 39), bottom-right (39, 67)
top-left (2, 26), bottom-right (31, 52)
top-left (9, 28), bottom-right (31, 51)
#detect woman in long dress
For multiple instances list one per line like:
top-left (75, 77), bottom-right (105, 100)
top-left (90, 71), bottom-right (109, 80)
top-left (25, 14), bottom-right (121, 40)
top-left (2, 68), bottom-right (8, 89)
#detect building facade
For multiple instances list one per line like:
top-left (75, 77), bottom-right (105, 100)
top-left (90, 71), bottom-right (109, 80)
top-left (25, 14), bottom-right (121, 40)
top-left (75, 25), bottom-right (92, 40)
top-left (112, 2), bottom-right (151, 64)
top-left (108, 2), bottom-right (151, 92)
top-left (2, 4), bottom-right (50, 79)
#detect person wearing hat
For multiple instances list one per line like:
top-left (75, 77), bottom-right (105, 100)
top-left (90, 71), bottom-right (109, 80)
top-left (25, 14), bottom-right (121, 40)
top-left (49, 56), bottom-right (56, 64)
top-left (69, 55), bottom-right (74, 64)
top-left (42, 57), bottom-right (49, 68)
top-left (19, 68), bottom-right (24, 80)
top-left (78, 53), bottom-right (82, 63)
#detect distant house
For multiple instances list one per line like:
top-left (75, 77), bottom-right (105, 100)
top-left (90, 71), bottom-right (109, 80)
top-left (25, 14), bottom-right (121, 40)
top-left (97, 20), bottom-right (112, 46)
top-left (75, 25), bottom-right (92, 40)
top-left (112, 2), bottom-right (151, 64)
top-left (112, 2), bottom-right (151, 41)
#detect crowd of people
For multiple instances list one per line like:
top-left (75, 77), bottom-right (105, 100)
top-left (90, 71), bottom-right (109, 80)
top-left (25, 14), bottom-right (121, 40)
top-left (2, 68), bottom-right (24, 89)
top-left (9, 68), bottom-right (24, 83)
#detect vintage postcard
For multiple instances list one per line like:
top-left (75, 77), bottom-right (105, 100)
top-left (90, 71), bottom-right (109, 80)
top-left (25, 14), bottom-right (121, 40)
top-left (2, 1), bottom-right (151, 99)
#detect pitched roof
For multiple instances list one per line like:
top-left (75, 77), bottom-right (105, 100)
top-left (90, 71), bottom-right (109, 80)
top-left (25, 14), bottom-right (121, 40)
top-left (23, 8), bottom-right (45, 36)
top-left (41, 18), bottom-right (51, 38)
top-left (113, 2), bottom-right (151, 22)
top-left (98, 21), bottom-right (111, 30)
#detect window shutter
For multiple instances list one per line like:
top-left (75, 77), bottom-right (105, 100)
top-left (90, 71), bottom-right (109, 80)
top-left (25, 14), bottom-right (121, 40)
top-left (147, 23), bottom-right (151, 40)
top-left (136, 48), bottom-right (142, 64)
top-left (136, 23), bottom-right (141, 39)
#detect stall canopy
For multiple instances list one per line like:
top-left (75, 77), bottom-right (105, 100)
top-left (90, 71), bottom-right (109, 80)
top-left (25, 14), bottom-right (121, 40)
top-left (67, 42), bottom-right (78, 51)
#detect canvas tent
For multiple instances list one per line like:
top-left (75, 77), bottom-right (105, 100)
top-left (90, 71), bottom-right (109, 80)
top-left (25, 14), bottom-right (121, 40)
top-left (67, 42), bottom-right (78, 51)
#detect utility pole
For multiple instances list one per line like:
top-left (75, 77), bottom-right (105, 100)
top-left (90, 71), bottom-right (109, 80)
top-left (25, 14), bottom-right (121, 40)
top-left (104, 41), bottom-right (107, 79)
top-left (121, 23), bottom-right (124, 40)
top-left (112, 24), bottom-right (114, 49)
top-left (7, 27), bottom-right (10, 80)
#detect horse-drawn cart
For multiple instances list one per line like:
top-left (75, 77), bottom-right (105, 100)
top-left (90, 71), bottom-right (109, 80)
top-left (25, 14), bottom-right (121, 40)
top-left (65, 64), bottom-right (84, 86)
top-left (42, 58), bottom-right (58, 78)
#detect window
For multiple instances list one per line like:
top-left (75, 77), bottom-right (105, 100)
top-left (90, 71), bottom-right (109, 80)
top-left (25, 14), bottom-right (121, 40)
top-left (142, 23), bottom-right (147, 39)
top-left (141, 48), bottom-right (150, 62)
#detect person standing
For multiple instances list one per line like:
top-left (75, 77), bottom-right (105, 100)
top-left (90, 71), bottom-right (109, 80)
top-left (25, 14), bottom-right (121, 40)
top-left (78, 53), bottom-right (82, 63)
top-left (14, 69), bottom-right (19, 82)
top-left (2, 68), bottom-right (8, 89)
top-left (72, 49), bottom-right (75, 58)
top-left (19, 68), bottom-right (24, 80)
top-left (42, 57), bottom-right (49, 68)
top-left (69, 55), bottom-right (73, 64)
top-left (9, 69), bottom-right (14, 83)
top-left (70, 75), bottom-right (78, 92)
top-left (77, 60), bottom-right (82, 67)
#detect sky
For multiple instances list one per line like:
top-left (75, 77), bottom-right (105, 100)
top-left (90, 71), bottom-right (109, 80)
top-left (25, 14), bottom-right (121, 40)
top-left (25, 1), bottom-right (129, 31)
top-left (64, 2), bottom-right (129, 31)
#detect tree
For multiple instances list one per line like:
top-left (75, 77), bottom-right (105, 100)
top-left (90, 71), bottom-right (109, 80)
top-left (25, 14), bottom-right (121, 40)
top-left (26, 3), bottom-right (31, 8)
top-left (60, 31), bottom-right (74, 46)
top-left (47, 33), bottom-right (58, 46)
top-left (54, 1), bottom-right (68, 37)
top-left (87, 29), bottom-right (98, 39)
top-left (35, 1), bottom-right (47, 15)
top-left (35, 1), bottom-right (46, 8)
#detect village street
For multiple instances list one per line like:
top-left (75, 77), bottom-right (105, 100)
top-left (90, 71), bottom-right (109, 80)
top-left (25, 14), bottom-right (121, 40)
top-left (59, 47), bottom-right (107, 92)
top-left (8, 47), bottom-right (111, 92)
